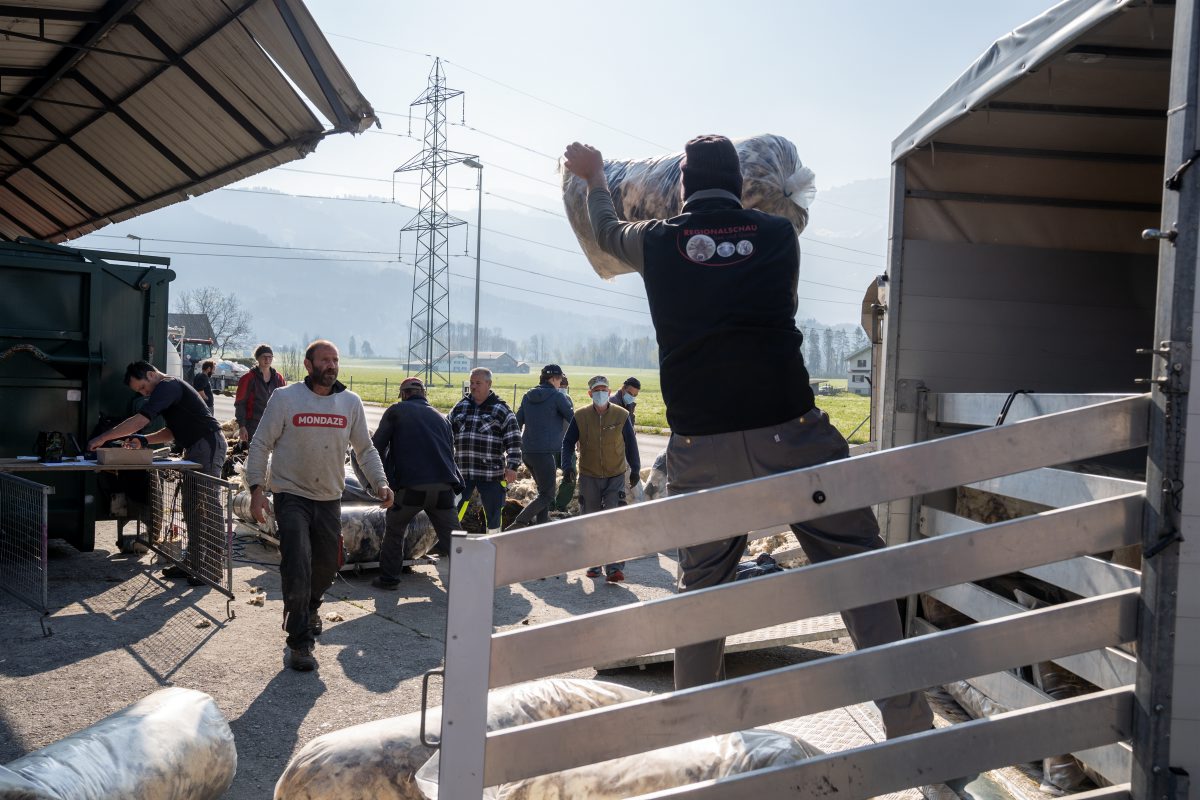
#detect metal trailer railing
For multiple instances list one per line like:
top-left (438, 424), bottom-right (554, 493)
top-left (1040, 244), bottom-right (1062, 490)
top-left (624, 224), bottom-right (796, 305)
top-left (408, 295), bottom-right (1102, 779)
top-left (909, 391), bottom-right (1147, 787)
top-left (137, 468), bottom-right (236, 618)
top-left (0, 472), bottom-right (53, 632)
top-left (432, 394), bottom-right (1158, 799)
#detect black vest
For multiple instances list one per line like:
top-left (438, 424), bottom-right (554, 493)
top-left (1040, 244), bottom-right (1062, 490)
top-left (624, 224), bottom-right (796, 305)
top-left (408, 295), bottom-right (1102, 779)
top-left (642, 196), bottom-right (815, 435)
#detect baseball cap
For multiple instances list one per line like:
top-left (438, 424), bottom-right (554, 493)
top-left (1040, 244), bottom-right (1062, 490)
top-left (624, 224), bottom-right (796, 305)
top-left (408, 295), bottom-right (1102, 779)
top-left (588, 375), bottom-right (610, 390)
top-left (541, 363), bottom-right (564, 378)
top-left (623, 377), bottom-right (641, 390)
top-left (400, 376), bottom-right (424, 390)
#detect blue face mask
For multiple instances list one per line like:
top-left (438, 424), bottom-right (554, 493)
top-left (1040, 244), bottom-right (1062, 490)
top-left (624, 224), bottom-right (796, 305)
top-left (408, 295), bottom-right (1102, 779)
top-left (622, 392), bottom-right (637, 405)
top-left (559, 388), bottom-right (570, 396)
top-left (591, 390), bottom-right (609, 407)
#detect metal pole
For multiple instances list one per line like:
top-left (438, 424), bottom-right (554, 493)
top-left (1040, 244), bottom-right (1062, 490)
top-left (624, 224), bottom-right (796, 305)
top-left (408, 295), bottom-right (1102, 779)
top-left (472, 165), bottom-right (483, 369)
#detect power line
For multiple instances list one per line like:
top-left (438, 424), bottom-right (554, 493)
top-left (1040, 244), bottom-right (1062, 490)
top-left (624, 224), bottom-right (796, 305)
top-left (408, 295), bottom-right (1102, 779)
top-left (450, 122), bottom-right (558, 161)
top-left (812, 197), bottom-right (886, 219)
top-left (175, 190), bottom-right (874, 294)
top-left (449, 254), bottom-right (645, 299)
top-left (449, 269), bottom-right (650, 316)
top-left (799, 236), bottom-right (884, 258)
top-left (220, 187), bottom-right (402, 205)
top-left (89, 233), bottom-right (397, 256)
top-left (93, 247), bottom-right (399, 264)
top-left (801, 251), bottom-right (884, 269)
top-left (326, 32), bottom-right (432, 60)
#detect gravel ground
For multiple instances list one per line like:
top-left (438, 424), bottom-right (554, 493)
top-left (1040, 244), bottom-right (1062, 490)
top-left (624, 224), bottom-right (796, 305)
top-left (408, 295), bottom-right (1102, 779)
top-left (0, 521), bottom-right (846, 798)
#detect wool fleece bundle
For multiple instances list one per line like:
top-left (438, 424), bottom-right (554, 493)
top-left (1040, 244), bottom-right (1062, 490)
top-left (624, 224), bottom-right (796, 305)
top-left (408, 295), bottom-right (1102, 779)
top-left (562, 134), bottom-right (816, 279)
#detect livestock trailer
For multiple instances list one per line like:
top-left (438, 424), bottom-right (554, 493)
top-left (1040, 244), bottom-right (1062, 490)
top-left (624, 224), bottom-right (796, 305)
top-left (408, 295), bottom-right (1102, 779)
top-left (431, 1), bottom-right (1198, 797)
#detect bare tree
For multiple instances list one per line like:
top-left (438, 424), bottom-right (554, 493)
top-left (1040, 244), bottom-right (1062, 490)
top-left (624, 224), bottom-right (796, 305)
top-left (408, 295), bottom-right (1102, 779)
top-left (278, 344), bottom-right (304, 382)
top-left (173, 286), bottom-right (253, 356)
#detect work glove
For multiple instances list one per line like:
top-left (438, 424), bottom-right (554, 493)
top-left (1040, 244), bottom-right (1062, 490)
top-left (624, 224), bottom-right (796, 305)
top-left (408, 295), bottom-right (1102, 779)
top-left (629, 475), bottom-right (639, 489)
top-left (562, 467), bottom-right (577, 483)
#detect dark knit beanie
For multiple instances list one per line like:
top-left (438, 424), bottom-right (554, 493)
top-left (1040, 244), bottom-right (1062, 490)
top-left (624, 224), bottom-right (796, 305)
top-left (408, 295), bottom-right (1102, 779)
top-left (681, 135), bottom-right (743, 199)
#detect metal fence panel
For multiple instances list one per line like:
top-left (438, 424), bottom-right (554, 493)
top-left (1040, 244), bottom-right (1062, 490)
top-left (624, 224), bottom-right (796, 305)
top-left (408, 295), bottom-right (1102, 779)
top-left (137, 468), bottom-right (235, 603)
top-left (0, 472), bottom-right (52, 614)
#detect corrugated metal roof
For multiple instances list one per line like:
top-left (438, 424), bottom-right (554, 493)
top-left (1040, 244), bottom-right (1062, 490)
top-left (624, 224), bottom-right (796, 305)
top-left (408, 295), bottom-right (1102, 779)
top-left (0, 0), bottom-right (377, 243)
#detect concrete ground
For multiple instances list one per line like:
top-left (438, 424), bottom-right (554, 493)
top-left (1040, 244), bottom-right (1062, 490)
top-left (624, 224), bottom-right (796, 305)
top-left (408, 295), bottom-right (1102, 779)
top-left (0, 521), bottom-right (850, 799)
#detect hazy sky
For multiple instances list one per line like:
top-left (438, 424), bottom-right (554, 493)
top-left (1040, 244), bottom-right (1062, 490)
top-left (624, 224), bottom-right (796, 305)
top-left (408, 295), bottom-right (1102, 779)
top-left (246, 0), bottom-right (1058, 210)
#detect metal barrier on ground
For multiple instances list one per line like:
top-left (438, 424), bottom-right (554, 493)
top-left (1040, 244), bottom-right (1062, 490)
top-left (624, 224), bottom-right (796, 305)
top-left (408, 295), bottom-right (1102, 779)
top-left (137, 468), bottom-right (236, 616)
top-left (0, 473), bottom-right (52, 629)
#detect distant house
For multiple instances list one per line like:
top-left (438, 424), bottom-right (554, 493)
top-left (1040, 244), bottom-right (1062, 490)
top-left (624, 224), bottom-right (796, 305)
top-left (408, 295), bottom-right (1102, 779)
top-left (412, 351), bottom-right (529, 374)
top-left (845, 344), bottom-right (872, 396)
top-left (167, 313), bottom-right (215, 342)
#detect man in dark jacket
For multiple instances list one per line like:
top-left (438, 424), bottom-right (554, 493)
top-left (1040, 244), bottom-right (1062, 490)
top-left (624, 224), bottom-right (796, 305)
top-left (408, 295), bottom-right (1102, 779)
top-left (235, 343), bottom-right (286, 443)
top-left (192, 359), bottom-right (216, 414)
top-left (370, 377), bottom-right (463, 589)
top-left (449, 367), bottom-right (521, 534)
top-left (563, 135), bottom-right (932, 738)
top-left (610, 377), bottom-right (640, 425)
top-left (508, 364), bottom-right (575, 528)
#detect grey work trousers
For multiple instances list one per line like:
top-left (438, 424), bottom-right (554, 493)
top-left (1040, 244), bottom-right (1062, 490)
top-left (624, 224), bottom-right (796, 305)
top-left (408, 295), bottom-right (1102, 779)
top-left (667, 408), bottom-right (933, 738)
top-left (579, 473), bottom-right (626, 574)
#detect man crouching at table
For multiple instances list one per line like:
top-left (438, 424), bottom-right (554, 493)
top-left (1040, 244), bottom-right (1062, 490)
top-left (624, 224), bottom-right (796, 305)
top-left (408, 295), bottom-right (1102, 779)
top-left (89, 361), bottom-right (226, 586)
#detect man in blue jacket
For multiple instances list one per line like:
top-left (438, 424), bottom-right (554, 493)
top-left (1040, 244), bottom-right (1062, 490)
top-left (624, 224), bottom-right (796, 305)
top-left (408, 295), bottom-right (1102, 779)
top-left (508, 364), bottom-right (575, 529)
top-left (370, 377), bottom-right (464, 589)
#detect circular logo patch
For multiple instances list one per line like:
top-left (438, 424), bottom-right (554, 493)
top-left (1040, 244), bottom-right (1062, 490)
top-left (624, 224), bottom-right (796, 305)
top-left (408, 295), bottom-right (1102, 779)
top-left (736, 240), bottom-right (754, 256)
top-left (716, 241), bottom-right (736, 258)
top-left (685, 234), bottom-right (716, 262)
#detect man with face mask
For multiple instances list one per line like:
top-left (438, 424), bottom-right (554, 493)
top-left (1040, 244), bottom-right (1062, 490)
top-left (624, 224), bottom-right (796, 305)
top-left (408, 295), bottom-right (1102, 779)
top-left (560, 376), bottom-right (641, 582)
top-left (610, 377), bottom-right (640, 425)
top-left (245, 340), bottom-right (394, 671)
top-left (563, 136), bottom-right (933, 738)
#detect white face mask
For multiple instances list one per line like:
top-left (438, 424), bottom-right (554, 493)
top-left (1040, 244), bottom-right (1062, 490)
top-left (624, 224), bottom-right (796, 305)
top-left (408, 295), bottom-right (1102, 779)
top-left (591, 390), bottom-right (609, 407)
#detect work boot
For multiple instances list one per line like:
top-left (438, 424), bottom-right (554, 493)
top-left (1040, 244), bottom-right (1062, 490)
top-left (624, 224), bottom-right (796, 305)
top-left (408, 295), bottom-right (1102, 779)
top-left (161, 563), bottom-right (188, 579)
top-left (372, 576), bottom-right (401, 590)
top-left (290, 648), bottom-right (316, 671)
top-left (310, 616), bottom-right (323, 637)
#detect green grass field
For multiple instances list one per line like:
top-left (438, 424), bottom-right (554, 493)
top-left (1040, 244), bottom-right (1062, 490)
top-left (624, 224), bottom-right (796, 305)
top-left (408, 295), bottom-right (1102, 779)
top-left (333, 360), bottom-right (872, 443)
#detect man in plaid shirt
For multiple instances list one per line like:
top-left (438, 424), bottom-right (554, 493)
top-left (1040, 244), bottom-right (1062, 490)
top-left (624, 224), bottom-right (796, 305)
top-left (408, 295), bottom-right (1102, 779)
top-left (450, 367), bottom-right (522, 534)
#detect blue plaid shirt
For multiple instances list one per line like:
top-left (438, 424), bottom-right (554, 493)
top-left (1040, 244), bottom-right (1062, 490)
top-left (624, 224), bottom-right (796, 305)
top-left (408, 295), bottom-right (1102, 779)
top-left (449, 392), bottom-right (522, 481)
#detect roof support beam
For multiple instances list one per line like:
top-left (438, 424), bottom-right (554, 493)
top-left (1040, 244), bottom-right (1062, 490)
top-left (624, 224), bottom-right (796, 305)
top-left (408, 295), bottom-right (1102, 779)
top-left (984, 101), bottom-right (1165, 119)
top-left (0, 176), bottom-right (70, 231)
top-left (69, 72), bottom-right (202, 183)
top-left (920, 141), bottom-right (1164, 165)
top-left (0, 138), bottom-right (100, 218)
top-left (906, 188), bottom-right (1162, 213)
top-left (0, 0), bottom-right (262, 186)
top-left (272, 0), bottom-right (355, 131)
top-left (126, 14), bottom-right (277, 149)
top-left (0, 5), bottom-right (107, 23)
top-left (2, 0), bottom-right (143, 120)
top-left (40, 131), bottom-right (323, 242)
top-left (26, 108), bottom-right (143, 203)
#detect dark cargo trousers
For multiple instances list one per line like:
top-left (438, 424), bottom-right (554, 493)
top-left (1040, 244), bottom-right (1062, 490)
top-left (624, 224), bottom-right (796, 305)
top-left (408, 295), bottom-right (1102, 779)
top-left (274, 493), bottom-right (342, 651)
top-left (667, 408), bottom-right (933, 738)
top-left (379, 483), bottom-right (462, 582)
top-left (510, 453), bottom-right (558, 526)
